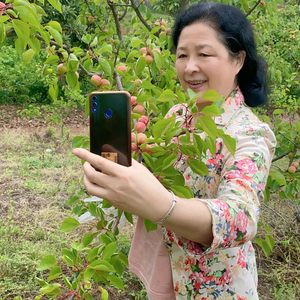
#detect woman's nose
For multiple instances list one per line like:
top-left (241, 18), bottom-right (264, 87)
top-left (185, 57), bottom-right (200, 74)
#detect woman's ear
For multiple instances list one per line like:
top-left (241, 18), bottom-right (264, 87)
top-left (235, 50), bottom-right (246, 74)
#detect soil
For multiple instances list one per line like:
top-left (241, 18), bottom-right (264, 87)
top-left (0, 104), bottom-right (292, 300)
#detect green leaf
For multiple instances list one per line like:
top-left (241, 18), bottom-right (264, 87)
top-left (152, 117), bottom-right (175, 140)
top-left (273, 109), bottom-right (285, 115)
top-left (83, 233), bottom-right (97, 247)
top-left (201, 90), bottom-right (223, 102)
top-left (255, 238), bottom-right (271, 258)
top-left (142, 152), bottom-right (155, 171)
top-left (102, 242), bottom-right (117, 260)
top-left (87, 245), bottom-right (103, 262)
top-left (37, 255), bottom-right (57, 271)
top-left (99, 286), bottom-right (109, 300)
top-left (59, 217), bottom-right (80, 232)
top-left (23, 49), bottom-right (35, 65)
top-left (12, 19), bottom-right (30, 47)
top-left (193, 134), bottom-right (205, 158)
top-left (66, 71), bottom-right (78, 90)
top-left (201, 104), bottom-right (221, 116)
top-left (46, 26), bottom-right (62, 47)
top-left (98, 57), bottom-right (112, 77)
top-left (44, 55), bottom-right (59, 65)
top-left (62, 274), bottom-right (72, 289)
top-left (161, 153), bottom-right (178, 170)
top-left (143, 218), bottom-right (157, 232)
top-left (197, 116), bottom-right (218, 139)
top-left (40, 283), bottom-right (61, 295)
top-left (35, 277), bottom-right (47, 287)
top-left (268, 169), bottom-right (286, 186)
top-left (28, 36), bottom-right (41, 54)
top-left (221, 133), bottom-right (236, 156)
top-left (187, 158), bottom-right (209, 177)
top-left (48, 21), bottom-right (62, 33)
top-left (84, 268), bottom-right (96, 281)
top-left (153, 51), bottom-right (162, 69)
top-left (135, 56), bottom-right (146, 76)
top-left (158, 89), bottom-right (176, 102)
top-left (13, 297), bottom-right (22, 300)
top-left (47, 266), bottom-right (62, 282)
top-left (170, 185), bottom-right (194, 198)
top-left (89, 259), bottom-right (115, 272)
top-left (47, 0), bottom-right (62, 12)
top-left (124, 212), bottom-right (133, 224)
top-left (131, 37), bottom-right (142, 47)
top-left (107, 274), bottom-right (124, 290)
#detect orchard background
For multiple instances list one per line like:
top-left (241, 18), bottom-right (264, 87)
top-left (0, 0), bottom-right (299, 299)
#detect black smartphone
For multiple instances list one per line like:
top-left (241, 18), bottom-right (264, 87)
top-left (89, 91), bottom-right (132, 167)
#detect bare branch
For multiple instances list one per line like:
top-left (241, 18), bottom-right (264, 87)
top-left (272, 151), bottom-right (291, 162)
top-left (107, 0), bottom-right (126, 48)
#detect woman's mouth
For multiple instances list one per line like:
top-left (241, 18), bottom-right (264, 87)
top-left (187, 80), bottom-right (207, 90)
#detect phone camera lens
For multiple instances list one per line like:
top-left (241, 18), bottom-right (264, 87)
top-left (92, 96), bottom-right (97, 101)
top-left (104, 108), bottom-right (113, 119)
top-left (92, 102), bottom-right (97, 108)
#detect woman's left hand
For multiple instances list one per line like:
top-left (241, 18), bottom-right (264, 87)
top-left (72, 148), bottom-right (172, 222)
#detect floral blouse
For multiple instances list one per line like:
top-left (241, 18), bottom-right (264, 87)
top-left (162, 88), bottom-right (276, 299)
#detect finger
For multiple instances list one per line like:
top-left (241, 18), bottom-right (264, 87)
top-left (83, 175), bottom-right (110, 200)
top-left (83, 161), bottom-right (109, 186)
top-left (73, 148), bottom-right (124, 175)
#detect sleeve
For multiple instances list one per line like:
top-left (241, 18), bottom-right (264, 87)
top-left (163, 121), bottom-right (276, 256)
top-left (202, 122), bottom-right (276, 253)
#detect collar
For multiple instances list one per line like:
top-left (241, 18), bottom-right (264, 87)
top-left (213, 87), bottom-right (245, 127)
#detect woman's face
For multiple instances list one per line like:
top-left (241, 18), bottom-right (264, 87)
top-left (175, 22), bottom-right (244, 107)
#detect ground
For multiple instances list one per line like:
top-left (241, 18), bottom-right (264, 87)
top-left (0, 105), bottom-right (299, 300)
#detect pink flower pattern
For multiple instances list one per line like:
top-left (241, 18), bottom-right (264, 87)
top-left (162, 88), bottom-right (276, 299)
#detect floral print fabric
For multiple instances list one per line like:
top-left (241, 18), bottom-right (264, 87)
top-left (163, 88), bottom-right (276, 299)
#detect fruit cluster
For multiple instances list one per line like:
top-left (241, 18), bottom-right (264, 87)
top-left (288, 161), bottom-right (299, 173)
top-left (91, 74), bottom-right (110, 89)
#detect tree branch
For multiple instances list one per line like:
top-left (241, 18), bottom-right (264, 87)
top-left (107, 0), bottom-right (126, 49)
top-left (246, 0), bottom-right (261, 17)
top-left (130, 0), bottom-right (160, 37)
top-left (272, 151), bottom-right (291, 162)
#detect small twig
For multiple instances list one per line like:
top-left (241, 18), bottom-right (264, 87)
top-left (262, 202), bottom-right (286, 221)
top-left (130, 0), bottom-right (160, 37)
top-left (246, 0), bottom-right (262, 17)
top-left (272, 151), bottom-right (291, 162)
top-left (279, 132), bottom-right (299, 147)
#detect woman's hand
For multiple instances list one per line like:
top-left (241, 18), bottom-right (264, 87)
top-left (72, 148), bottom-right (172, 222)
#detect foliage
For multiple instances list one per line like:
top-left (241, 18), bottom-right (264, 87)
top-left (0, 45), bottom-right (51, 105)
top-left (0, 0), bottom-right (299, 299)
top-left (255, 0), bottom-right (300, 113)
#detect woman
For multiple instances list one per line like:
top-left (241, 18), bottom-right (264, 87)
top-left (73, 2), bottom-right (276, 299)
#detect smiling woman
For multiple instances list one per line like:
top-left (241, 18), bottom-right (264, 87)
top-left (73, 2), bottom-right (276, 300)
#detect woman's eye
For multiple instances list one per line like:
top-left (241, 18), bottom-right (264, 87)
top-left (177, 54), bottom-right (187, 58)
top-left (200, 53), bottom-right (210, 57)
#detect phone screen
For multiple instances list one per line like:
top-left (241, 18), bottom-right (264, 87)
top-left (89, 91), bottom-right (131, 167)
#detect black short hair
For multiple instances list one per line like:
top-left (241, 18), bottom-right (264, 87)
top-left (172, 2), bottom-right (268, 107)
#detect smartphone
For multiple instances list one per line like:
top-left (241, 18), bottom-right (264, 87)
top-left (89, 91), bottom-right (131, 167)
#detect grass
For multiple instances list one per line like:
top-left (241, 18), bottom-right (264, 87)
top-left (0, 127), bottom-right (146, 300)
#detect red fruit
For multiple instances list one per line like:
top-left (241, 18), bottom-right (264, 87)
top-left (134, 122), bottom-right (146, 133)
top-left (0, 2), bottom-right (6, 8)
top-left (137, 133), bottom-right (147, 144)
top-left (154, 22), bottom-right (160, 26)
top-left (117, 65), bottom-right (127, 73)
top-left (151, 48), bottom-right (161, 56)
top-left (292, 162), bottom-right (299, 168)
top-left (133, 104), bottom-right (145, 115)
top-left (57, 63), bottom-right (67, 75)
top-left (288, 166), bottom-right (296, 173)
top-left (131, 96), bottom-right (137, 106)
top-left (88, 16), bottom-right (95, 23)
top-left (134, 78), bottom-right (143, 85)
top-left (138, 115), bottom-right (149, 124)
top-left (75, 71), bottom-right (79, 78)
top-left (131, 132), bottom-right (137, 143)
top-left (139, 47), bottom-right (147, 56)
top-left (145, 55), bottom-right (153, 65)
top-left (132, 143), bottom-right (139, 153)
top-left (161, 19), bottom-right (166, 26)
top-left (91, 75), bottom-right (102, 86)
top-left (100, 79), bottom-right (110, 87)
top-left (160, 25), bottom-right (166, 31)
